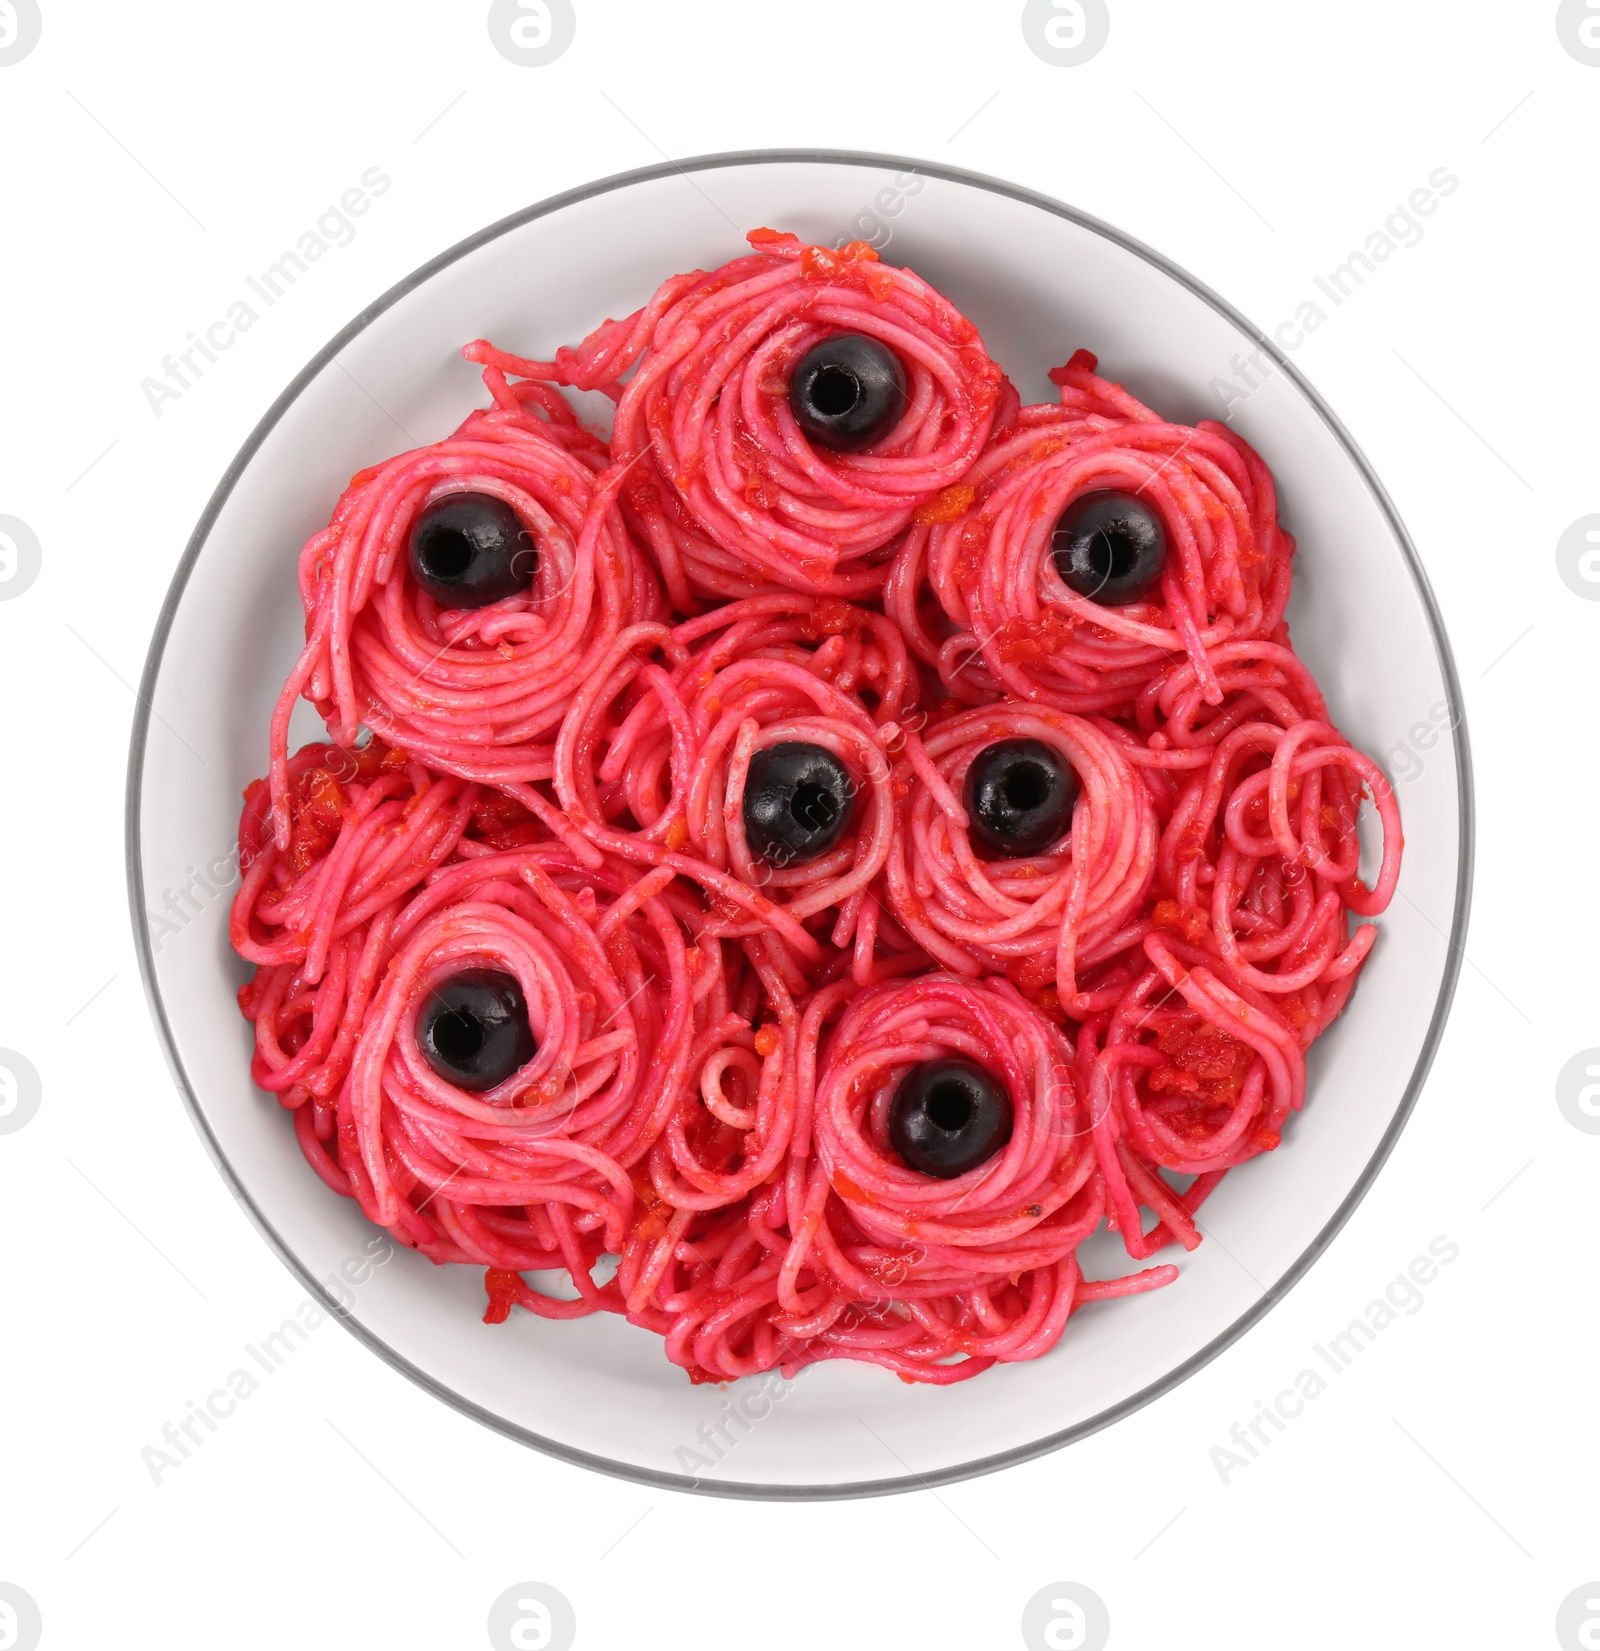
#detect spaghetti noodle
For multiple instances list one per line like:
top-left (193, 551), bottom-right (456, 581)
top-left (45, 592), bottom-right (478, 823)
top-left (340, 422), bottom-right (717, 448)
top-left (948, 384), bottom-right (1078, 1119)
top-left (233, 231), bottom-right (1402, 1391)
top-left (469, 229), bottom-right (1005, 604)
top-left (268, 362), bottom-right (658, 860)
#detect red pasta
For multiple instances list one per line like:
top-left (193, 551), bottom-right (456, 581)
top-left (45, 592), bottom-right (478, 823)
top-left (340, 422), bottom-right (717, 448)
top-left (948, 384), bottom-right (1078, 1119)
top-left (778, 974), bottom-right (1174, 1382)
top-left (268, 361), bottom-right (659, 860)
top-left (885, 703), bottom-right (1158, 995)
top-left (340, 848), bottom-right (700, 1265)
top-left (887, 350), bottom-right (1293, 712)
top-left (233, 231), bottom-right (1403, 1396)
top-left (234, 739), bottom-right (479, 1126)
top-left (551, 595), bottom-right (911, 970)
top-left (469, 229), bottom-right (1005, 604)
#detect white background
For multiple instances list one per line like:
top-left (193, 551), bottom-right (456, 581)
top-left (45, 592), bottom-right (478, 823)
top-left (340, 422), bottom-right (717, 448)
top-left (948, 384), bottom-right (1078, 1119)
top-left (0, 3), bottom-right (1594, 1647)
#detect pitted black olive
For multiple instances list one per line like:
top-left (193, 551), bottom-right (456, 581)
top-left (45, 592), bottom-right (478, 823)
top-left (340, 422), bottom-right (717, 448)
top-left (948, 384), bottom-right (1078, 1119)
top-left (409, 492), bottom-right (536, 609)
top-left (889, 1059), bottom-right (1013, 1179)
top-left (1051, 489), bottom-right (1167, 606)
top-left (742, 742), bottom-right (854, 864)
top-left (963, 738), bottom-right (1079, 859)
top-left (788, 334), bottom-right (906, 453)
top-left (417, 969), bottom-right (535, 1092)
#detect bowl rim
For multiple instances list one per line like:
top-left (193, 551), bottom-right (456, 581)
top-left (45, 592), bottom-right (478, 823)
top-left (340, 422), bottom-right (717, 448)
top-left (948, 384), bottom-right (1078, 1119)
top-left (125, 147), bottom-right (1474, 1501)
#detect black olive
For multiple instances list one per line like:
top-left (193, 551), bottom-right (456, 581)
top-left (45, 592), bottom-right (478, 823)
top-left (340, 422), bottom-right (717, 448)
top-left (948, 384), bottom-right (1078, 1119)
top-left (1051, 489), bottom-right (1167, 606)
top-left (408, 492), bottom-right (536, 609)
top-left (788, 333), bottom-right (906, 453)
top-left (962, 738), bottom-right (1079, 859)
top-left (416, 969), bottom-right (535, 1092)
top-left (888, 1058), bottom-right (1013, 1179)
top-left (742, 741), bottom-right (854, 865)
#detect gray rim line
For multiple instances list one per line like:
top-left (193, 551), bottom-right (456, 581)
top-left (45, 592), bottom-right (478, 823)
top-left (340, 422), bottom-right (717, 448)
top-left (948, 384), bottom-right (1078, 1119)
top-left (125, 147), bottom-right (1474, 1502)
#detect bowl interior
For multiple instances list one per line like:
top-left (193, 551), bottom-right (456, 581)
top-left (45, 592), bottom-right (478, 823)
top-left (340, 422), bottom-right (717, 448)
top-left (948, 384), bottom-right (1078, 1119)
top-left (131, 154), bottom-right (1466, 1497)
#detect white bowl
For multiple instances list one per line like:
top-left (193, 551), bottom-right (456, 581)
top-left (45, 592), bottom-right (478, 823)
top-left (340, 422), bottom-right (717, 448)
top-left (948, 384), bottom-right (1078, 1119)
top-left (128, 151), bottom-right (1471, 1498)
